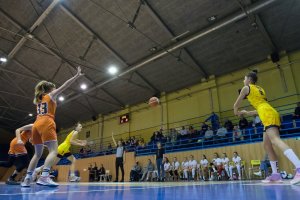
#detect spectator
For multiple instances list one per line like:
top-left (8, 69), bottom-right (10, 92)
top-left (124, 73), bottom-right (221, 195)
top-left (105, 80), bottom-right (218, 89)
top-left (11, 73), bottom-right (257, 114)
top-left (293, 102), bottom-right (300, 119)
top-left (171, 157), bottom-right (180, 181)
top-left (229, 152), bottom-right (242, 180)
top-left (232, 126), bottom-right (244, 142)
top-left (204, 127), bottom-right (214, 141)
top-left (88, 164), bottom-right (93, 182)
top-left (200, 122), bottom-right (209, 136)
top-left (140, 159), bottom-right (154, 181)
top-left (252, 114), bottom-right (262, 127)
top-left (98, 164), bottom-right (105, 181)
top-left (212, 153), bottom-right (223, 180)
top-left (163, 157), bottom-right (171, 181)
top-left (188, 155), bottom-right (197, 180)
top-left (209, 162), bottom-right (218, 181)
top-left (254, 154), bottom-right (271, 177)
top-left (216, 126), bottom-right (227, 138)
top-left (107, 143), bottom-right (113, 154)
top-left (79, 147), bottom-right (86, 156)
top-left (239, 116), bottom-right (249, 134)
top-left (169, 128), bottom-right (178, 145)
top-left (224, 119), bottom-right (234, 132)
top-left (181, 157), bottom-right (189, 180)
top-left (136, 139), bottom-right (145, 150)
top-left (130, 161), bottom-right (142, 182)
top-left (92, 162), bottom-right (98, 182)
top-left (221, 153), bottom-right (230, 178)
top-left (179, 126), bottom-right (188, 138)
top-left (155, 142), bottom-right (165, 181)
top-left (205, 112), bottom-right (220, 131)
top-left (86, 145), bottom-right (92, 154)
top-left (200, 155), bottom-right (209, 181)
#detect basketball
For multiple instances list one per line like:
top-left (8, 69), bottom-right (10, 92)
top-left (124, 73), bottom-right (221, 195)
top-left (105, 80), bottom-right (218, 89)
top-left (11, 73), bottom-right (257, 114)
top-left (148, 97), bottom-right (160, 107)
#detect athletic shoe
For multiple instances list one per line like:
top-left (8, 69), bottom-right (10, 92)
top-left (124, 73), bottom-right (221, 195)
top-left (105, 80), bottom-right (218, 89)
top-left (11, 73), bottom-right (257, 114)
top-left (69, 175), bottom-right (81, 182)
top-left (6, 178), bottom-right (20, 185)
top-left (290, 168), bottom-right (300, 185)
top-left (21, 177), bottom-right (32, 187)
top-left (254, 171), bottom-right (262, 177)
top-left (37, 176), bottom-right (59, 187)
top-left (262, 173), bottom-right (283, 183)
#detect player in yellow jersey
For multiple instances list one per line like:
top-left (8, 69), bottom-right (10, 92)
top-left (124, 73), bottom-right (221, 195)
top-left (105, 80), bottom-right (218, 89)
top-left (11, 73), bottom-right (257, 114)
top-left (33, 123), bottom-right (87, 182)
top-left (234, 70), bottom-right (300, 185)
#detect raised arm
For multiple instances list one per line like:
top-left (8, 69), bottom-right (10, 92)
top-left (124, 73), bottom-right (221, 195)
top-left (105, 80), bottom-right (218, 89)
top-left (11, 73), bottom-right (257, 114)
top-left (50, 67), bottom-right (84, 99)
top-left (15, 124), bottom-right (33, 144)
top-left (112, 132), bottom-right (117, 147)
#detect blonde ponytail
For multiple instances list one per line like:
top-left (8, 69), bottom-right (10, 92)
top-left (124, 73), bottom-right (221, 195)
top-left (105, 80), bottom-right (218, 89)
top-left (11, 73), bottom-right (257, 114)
top-left (33, 81), bottom-right (56, 104)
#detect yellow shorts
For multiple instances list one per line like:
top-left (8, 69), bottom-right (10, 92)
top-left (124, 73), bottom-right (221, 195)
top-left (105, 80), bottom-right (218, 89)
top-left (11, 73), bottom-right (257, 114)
top-left (57, 142), bottom-right (71, 156)
top-left (257, 104), bottom-right (281, 130)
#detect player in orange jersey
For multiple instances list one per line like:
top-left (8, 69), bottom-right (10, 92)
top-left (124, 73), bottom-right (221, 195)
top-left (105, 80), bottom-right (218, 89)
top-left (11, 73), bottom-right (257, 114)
top-left (21, 67), bottom-right (83, 187)
top-left (0, 124), bottom-right (33, 185)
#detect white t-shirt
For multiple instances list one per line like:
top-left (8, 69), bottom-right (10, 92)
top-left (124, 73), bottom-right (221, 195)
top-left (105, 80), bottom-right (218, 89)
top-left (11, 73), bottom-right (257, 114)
top-left (188, 160), bottom-right (197, 169)
top-left (222, 157), bottom-right (230, 166)
top-left (182, 161), bottom-right (189, 170)
top-left (200, 159), bottom-right (209, 167)
top-left (212, 158), bottom-right (222, 166)
top-left (172, 161), bottom-right (180, 170)
top-left (232, 156), bottom-right (241, 165)
top-left (164, 162), bottom-right (171, 171)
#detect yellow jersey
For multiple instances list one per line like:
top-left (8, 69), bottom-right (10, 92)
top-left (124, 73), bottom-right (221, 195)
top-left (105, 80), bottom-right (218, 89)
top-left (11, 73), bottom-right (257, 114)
top-left (57, 130), bottom-right (76, 155)
top-left (246, 84), bottom-right (280, 128)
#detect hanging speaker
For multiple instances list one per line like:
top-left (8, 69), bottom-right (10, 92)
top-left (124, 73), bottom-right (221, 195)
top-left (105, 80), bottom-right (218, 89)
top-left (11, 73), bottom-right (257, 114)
top-left (271, 52), bottom-right (280, 63)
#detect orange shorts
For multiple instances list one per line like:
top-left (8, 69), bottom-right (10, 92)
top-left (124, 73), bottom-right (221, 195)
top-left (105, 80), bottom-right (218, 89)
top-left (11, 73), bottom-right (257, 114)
top-left (8, 138), bottom-right (27, 155)
top-left (32, 116), bottom-right (57, 145)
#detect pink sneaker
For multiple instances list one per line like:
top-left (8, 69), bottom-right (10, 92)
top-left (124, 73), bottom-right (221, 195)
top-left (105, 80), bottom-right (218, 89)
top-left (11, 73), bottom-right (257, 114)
top-left (262, 173), bottom-right (283, 183)
top-left (290, 168), bottom-right (300, 185)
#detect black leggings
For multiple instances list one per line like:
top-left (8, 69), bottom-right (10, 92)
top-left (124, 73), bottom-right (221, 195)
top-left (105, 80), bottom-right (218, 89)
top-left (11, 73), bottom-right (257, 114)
top-left (115, 157), bottom-right (124, 180)
top-left (0, 154), bottom-right (29, 172)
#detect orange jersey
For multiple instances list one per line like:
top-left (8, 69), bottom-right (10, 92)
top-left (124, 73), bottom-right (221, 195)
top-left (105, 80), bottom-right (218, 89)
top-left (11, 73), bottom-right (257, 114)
top-left (8, 131), bottom-right (31, 155)
top-left (36, 94), bottom-right (56, 119)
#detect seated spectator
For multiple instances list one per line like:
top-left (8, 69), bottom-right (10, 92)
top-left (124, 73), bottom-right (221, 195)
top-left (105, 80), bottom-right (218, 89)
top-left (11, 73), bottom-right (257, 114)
top-left (200, 155), bottom-right (209, 181)
top-left (221, 153), bottom-right (230, 178)
top-left (171, 157), bottom-right (180, 181)
top-left (130, 161), bottom-right (142, 182)
top-left (169, 128), bottom-right (178, 145)
top-left (88, 164), bottom-right (93, 182)
top-left (188, 155), bottom-right (197, 181)
top-left (79, 147), bottom-right (87, 156)
top-left (252, 114), bottom-right (262, 127)
top-left (163, 157), bottom-right (171, 181)
top-left (107, 143), bottom-right (113, 154)
top-left (293, 102), bottom-right (300, 119)
top-left (180, 126), bottom-right (188, 139)
top-left (209, 163), bottom-right (218, 181)
top-left (205, 112), bottom-right (220, 131)
top-left (200, 122), bottom-right (209, 136)
top-left (254, 154), bottom-right (271, 177)
top-left (232, 126), bottom-right (244, 142)
top-left (86, 145), bottom-right (92, 154)
top-left (212, 153), bottom-right (223, 180)
top-left (204, 127), bottom-right (214, 140)
top-left (181, 157), bottom-right (189, 180)
top-left (224, 119), bottom-right (234, 132)
top-left (239, 116), bottom-right (249, 134)
top-left (136, 139), bottom-right (146, 150)
top-left (216, 126), bottom-right (227, 138)
top-left (140, 159), bottom-right (155, 181)
top-left (229, 152), bottom-right (242, 180)
top-left (98, 164), bottom-right (106, 181)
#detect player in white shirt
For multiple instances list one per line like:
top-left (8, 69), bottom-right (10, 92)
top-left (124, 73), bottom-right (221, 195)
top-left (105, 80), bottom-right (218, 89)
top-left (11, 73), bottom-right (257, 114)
top-left (163, 157), bottom-right (171, 181)
top-left (229, 152), bottom-right (242, 180)
top-left (171, 157), bottom-right (180, 181)
top-left (211, 153), bottom-right (223, 180)
top-left (221, 153), bottom-right (230, 177)
top-left (188, 155), bottom-right (197, 180)
top-left (181, 157), bottom-right (189, 180)
top-left (200, 155), bottom-right (209, 180)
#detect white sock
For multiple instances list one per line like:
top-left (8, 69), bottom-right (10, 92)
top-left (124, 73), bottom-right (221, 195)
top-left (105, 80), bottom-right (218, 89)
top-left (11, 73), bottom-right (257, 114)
top-left (270, 161), bottom-right (278, 174)
top-left (70, 173), bottom-right (75, 177)
top-left (41, 167), bottom-right (50, 177)
top-left (284, 149), bottom-right (300, 168)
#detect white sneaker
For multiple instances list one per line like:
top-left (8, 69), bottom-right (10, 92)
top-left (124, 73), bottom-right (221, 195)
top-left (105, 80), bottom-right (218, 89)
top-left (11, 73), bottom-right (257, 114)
top-left (37, 176), bottom-right (59, 187)
top-left (69, 175), bottom-right (81, 182)
top-left (21, 177), bottom-right (32, 187)
top-left (254, 171), bottom-right (262, 177)
top-left (290, 168), bottom-right (300, 185)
